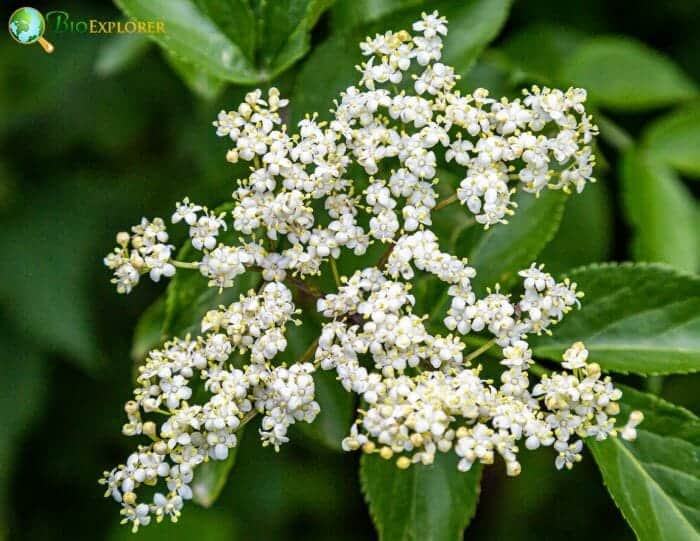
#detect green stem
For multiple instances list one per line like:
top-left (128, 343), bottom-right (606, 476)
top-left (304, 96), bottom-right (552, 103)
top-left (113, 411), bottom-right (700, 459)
top-left (376, 242), bottom-right (396, 269)
top-left (434, 193), bottom-right (459, 211)
top-left (301, 337), bottom-right (320, 365)
top-left (240, 409), bottom-right (258, 428)
top-left (464, 337), bottom-right (498, 363)
top-left (172, 260), bottom-right (199, 270)
top-left (285, 275), bottom-right (323, 299)
top-left (330, 257), bottom-right (341, 288)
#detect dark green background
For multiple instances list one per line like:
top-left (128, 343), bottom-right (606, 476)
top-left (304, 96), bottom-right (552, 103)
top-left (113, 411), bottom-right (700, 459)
top-left (1, 0), bottom-right (698, 539)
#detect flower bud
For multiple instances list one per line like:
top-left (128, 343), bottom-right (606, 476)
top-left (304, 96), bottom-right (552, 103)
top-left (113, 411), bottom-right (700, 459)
top-left (606, 402), bottom-right (620, 416)
top-left (153, 441), bottom-right (168, 455)
top-left (629, 410), bottom-right (644, 426)
top-left (362, 441), bottom-right (376, 453)
top-left (116, 232), bottom-right (130, 246)
top-left (586, 362), bottom-right (601, 378)
top-left (124, 401), bottom-right (139, 415)
top-left (379, 446), bottom-right (393, 460)
top-left (396, 456), bottom-right (411, 469)
top-left (142, 421), bottom-right (157, 438)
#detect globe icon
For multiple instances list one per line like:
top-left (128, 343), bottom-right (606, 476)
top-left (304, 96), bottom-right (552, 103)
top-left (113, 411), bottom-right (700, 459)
top-left (9, 7), bottom-right (44, 43)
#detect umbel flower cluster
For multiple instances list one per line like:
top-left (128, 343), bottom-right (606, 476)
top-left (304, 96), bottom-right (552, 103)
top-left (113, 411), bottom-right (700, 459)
top-left (100, 12), bottom-right (640, 532)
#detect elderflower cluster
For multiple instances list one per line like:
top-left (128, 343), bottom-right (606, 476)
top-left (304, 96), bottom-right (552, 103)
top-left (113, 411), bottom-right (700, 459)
top-left (103, 219), bottom-right (175, 294)
top-left (320, 254), bottom-right (623, 475)
top-left (100, 282), bottom-right (320, 531)
top-left (104, 10), bottom-right (599, 296)
top-left (101, 12), bottom-right (637, 532)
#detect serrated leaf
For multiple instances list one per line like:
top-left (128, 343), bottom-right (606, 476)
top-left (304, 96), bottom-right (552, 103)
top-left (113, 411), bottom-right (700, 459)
top-left (532, 263), bottom-right (700, 375)
top-left (643, 102), bottom-right (700, 179)
top-left (292, 0), bottom-right (512, 125)
top-left (429, 189), bottom-right (566, 323)
top-left (192, 435), bottom-right (243, 507)
top-left (620, 148), bottom-right (699, 272)
top-left (559, 36), bottom-right (697, 111)
top-left (588, 385), bottom-right (700, 541)
top-left (360, 452), bottom-right (482, 541)
top-left (115, 0), bottom-right (260, 83)
top-left (115, 0), bottom-right (333, 88)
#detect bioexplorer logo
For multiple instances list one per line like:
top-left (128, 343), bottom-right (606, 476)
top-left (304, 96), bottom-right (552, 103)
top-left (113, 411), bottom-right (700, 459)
top-left (8, 6), bottom-right (166, 54)
top-left (8, 6), bottom-right (54, 53)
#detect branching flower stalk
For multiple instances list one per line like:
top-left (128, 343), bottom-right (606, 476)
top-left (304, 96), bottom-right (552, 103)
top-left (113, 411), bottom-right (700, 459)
top-left (100, 11), bottom-right (642, 532)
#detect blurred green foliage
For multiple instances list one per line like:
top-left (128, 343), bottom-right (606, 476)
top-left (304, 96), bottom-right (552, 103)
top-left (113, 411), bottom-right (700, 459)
top-left (1, 0), bottom-right (699, 540)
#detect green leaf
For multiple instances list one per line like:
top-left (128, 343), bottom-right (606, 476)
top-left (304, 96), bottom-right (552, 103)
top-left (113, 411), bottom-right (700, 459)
top-left (115, 0), bottom-right (333, 87)
top-left (499, 23), bottom-right (586, 83)
top-left (94, 34), bottom-right (152, 77)
top-left (463, 189), bottom-right (567, 293)
top-left (257, 0), bottom-right (336, 79)
top-left (531, 262), bottom-right (700, 375)
top-left (360, 452), bottom-right (482, 541)
top-left (115, 0), bottom-right (260, 83)
top-left (297, 369), bottom-right (355, 451)
top-left (131, 296), bottom-right (166, 361)
top-left (620, 148), bottom-right (699, 272)
top-left (284, 314), bottom-right (355, 452)
top-left (192, 437), bottom-right (243, 507)
top-left (643, 102), bottom-right (700, 179)
top-left (331, 0), bottom-right (423, 29)
top-left (192, 0), bottom-right (257, 61)
top-left (588, 385), bottom-right (700, 541)
top-left (539, 181), bottom-right (614, 275)
top-left (559, 36), bottom-right (697, 111)
top-left (162, 49), bottom-right (227, 101)
top-left (429, 189), bottom-right (566, 324)
top-left (438, 0), bottom-right (513, 76)
top-left (292, 0), bottom-right (512, 125)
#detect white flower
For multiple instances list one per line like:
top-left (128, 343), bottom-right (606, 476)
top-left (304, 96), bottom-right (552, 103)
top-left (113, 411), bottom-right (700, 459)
top-left (190, 212), bottom-right (227, 251)
top-left (199, 245), bottom-right (250, 289)
top-left (413, 11), bottom-right (448, 38)
top-left (562, 341), bottom-right (589, 370)
top-left (554, 439), bottom-right (583, 470)
top-left (172, 198), bottom-right (202, 225)
top-left (620, 410), bottom-right (644, 441)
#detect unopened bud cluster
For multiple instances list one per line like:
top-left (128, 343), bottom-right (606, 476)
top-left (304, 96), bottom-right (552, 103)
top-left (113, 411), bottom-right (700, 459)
top-left (101, 12), bottom-right (637, 532)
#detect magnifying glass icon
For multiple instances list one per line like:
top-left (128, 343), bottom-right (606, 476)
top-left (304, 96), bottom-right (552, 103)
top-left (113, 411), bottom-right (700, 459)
top-left (8, 7), bottom-right (55, 53)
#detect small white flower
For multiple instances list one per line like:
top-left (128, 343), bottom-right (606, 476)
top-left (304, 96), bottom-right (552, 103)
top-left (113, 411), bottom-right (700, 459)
top-left (172, 197), bottom-right (202, 225)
